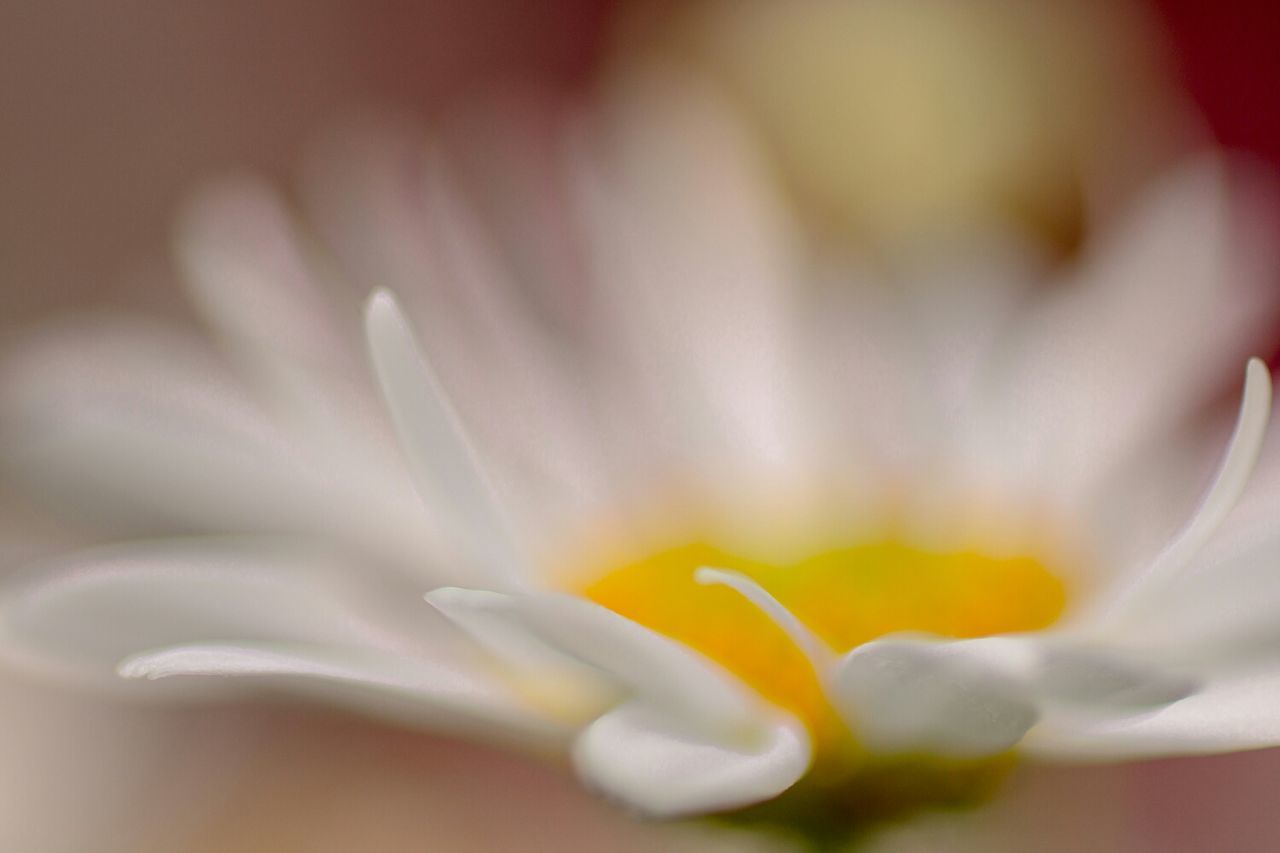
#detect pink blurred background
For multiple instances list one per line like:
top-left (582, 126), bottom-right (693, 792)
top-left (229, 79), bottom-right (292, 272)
top-left (0, 0), bottom-right (613, 326)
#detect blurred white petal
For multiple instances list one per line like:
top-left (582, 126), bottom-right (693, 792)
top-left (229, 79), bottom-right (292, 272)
top-left (302, 127), bottom-right (614, 542)
top-left (0, 318), bottom-right (446, 584)
top-left (570, 69), bottom-right (810, 499)
top-left (0, 320), bottom-right (310, 532)
top-left (0, 540), bottom-right (437, 683)
top-left (175, 177), bottom-right (372, 426)
top-left (969, 157), bottom-right (1280, 514)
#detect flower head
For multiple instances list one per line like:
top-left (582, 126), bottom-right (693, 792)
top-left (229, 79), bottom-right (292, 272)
top-left (3, 80), bottom-right (1280, 842)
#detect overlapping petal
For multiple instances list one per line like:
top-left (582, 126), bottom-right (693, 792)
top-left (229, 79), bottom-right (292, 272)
top-left (573, 701), bottom-right (810, 818)
top-left (831, 637), bottom-right (1039, 757)
top-left (1024, 667), bottom-right (1280, 759)
top-left (119, 641), bottom-right (558, 745)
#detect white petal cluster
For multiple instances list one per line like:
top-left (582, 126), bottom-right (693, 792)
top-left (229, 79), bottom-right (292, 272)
top-left (3, 78), bottom-right (1280, 821)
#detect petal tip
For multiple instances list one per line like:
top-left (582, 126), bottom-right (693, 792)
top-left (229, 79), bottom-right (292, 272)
top-left (1246, 356), bottom-right (1271, 394)
top-left (363, 287), bottom-right (402, 329)
top-left (116, 654), bottom-right (162, 681)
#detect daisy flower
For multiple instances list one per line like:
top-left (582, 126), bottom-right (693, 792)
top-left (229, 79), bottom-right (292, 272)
top-left (2, 79), bottom-right (1280, 844)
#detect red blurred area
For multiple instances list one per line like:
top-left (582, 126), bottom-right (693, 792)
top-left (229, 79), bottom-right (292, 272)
top-left (1153, 0), bottom-right (1280, 165)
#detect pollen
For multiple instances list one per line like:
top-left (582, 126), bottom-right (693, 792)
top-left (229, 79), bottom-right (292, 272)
top-left (578, 539), bottom-right (1067, 742)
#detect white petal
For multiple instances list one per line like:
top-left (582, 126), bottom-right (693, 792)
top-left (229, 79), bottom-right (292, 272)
top-left (0, 541), bottom-right (415, 683)
top-left (0, 319), bottom-right (439, 580)
top-left (1095, 359), bottom-right (1272, 621)
top-left (570, 69), bottom-right (809, 492)
top-left (364, 290), bottom-right (527, 589)
top-left (797, 264), bottom-right (929, 534)
top-left (1105, 536), bottom-right (1280, 669)
top-left (411, 161), bottom-right (614, 536)
top-left (831, 637), bottom-right (1038, 757)
top-left (302, 127), bottom-right (615, 547)
top-left (511, 593), bottom-right (763, 736)
top-left (1033, 645), bottom-right (1198, 711)
top-left (175, 178), bottom-right (372, 425)
top-left (118, 641), bottom-right (557, 745)
top-left (427, 587), bottom-right (563, 670)
top-left (888, 636), bottom-right (1196, 712)
top-left (1097, 421), bottom-right (1280, 667)
top-left (0, 320), bottom-right (318, 533)
top-left (425, 587), bottom-right (618, 716)
top-left (969, 157), bottom-right (1280, 515)
top-left (1213, 386), bottom-right (1280, 543)
top-left (176, 180), bottom-right (434, 528)
top-left (425, 588), bottom-right (603, 679)
top-left (897, 233), bottom-right (1044, 452)
top-left (1024, 667), bottom-right (1280, 759)
top-left (572, 701), bottom-right (810, 818)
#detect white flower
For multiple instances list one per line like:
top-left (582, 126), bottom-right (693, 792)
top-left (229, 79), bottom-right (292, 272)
top-left (3, 80), bottom-right (1280, 834)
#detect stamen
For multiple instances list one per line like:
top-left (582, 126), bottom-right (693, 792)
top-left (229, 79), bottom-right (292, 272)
top-left (364, 290), bottom-right (526, 590)
top-left (695, 567), bottom-right (836, 672)
top-left (1102, 358), bottom-right (1272, 618)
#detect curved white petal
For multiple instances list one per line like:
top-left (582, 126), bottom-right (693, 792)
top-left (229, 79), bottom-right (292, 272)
top-left (572, 701), bottom-right (810, 818)
top-left (1024, 667), bottom-right (1280, 759)
top-left (508, 593), bottom-right (763, 737)
top-left (1105, 535), bottom-right (1280, 669)
top-left (425, 587), bottom-right (618, 719)
top-left (1095, 359), bottom-right (1272, 622)
top-left (364, 290), bottom-right (527, 589)
top-left (118, 641), bottom-right (558, 745)
top-left (426, 588), bottom-right (594, 674)
top-left (0, 541), bottom-right (418, 683)
top-left (1090, 426), bottom-right (1280, 672)
top-left (831, 637), bottom-right (1038, 757)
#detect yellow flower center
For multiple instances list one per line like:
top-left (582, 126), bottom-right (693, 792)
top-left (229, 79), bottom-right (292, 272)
top-left (579, 539), bottom-right (1067, 744)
